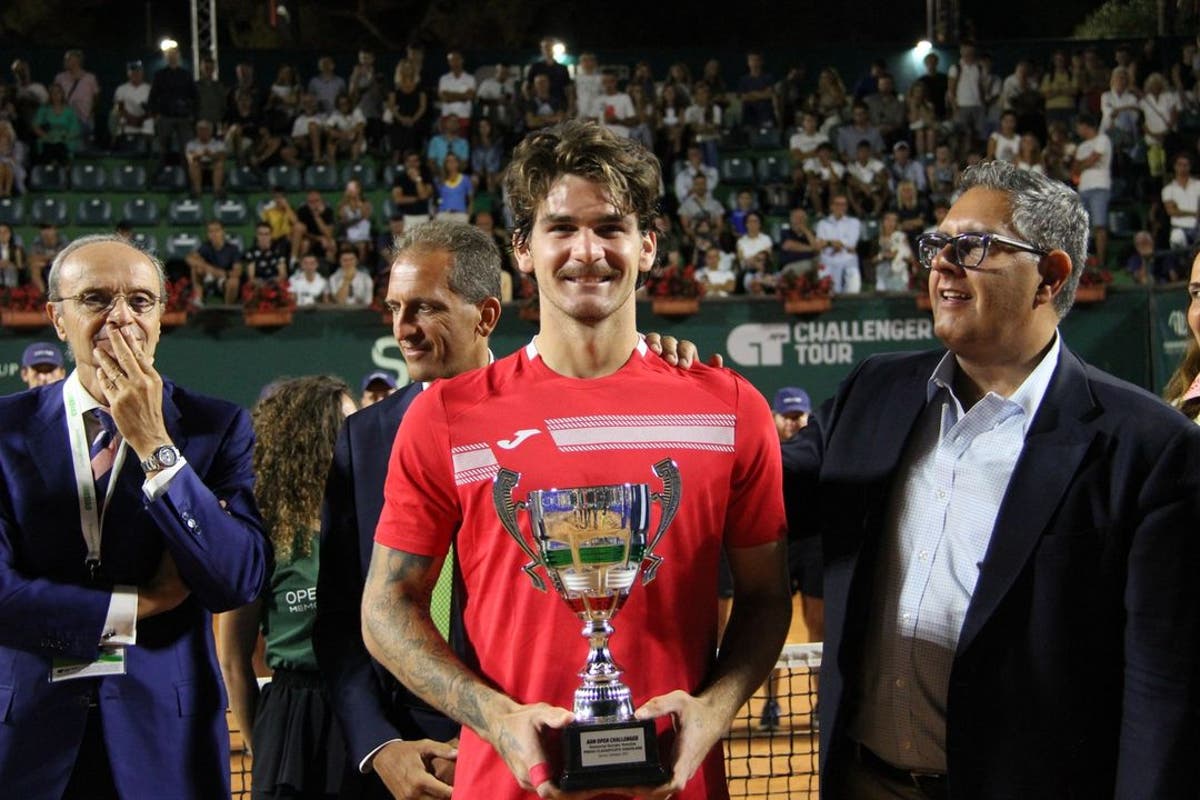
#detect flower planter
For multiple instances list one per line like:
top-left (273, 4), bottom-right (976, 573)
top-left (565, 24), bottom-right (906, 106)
top-left (915, 293), bottom-right (933, 311)
top-left (160, 310), bottom-right (189, 329)
top-left (651, 297), bottom-right (701, 317)
top-left (1, 309), bottom-right (50, 330)
top-left (783, 296), bottom-right (833, 315)
top-left (244, 309), bottom-right (294, 328)
top-left (518, 305), bottom-right (540, 322)
top-left (1074, 284), bottom-right (1107, 304)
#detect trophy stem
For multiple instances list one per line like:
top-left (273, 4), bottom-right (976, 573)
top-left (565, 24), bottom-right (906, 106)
top-left (573, 618), bottom-right (634, 723)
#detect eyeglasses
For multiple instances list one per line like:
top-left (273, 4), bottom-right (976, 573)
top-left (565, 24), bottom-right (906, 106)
top-left (56, 290), bottom-right (162, 315)
top-left (916, 231), bottom-right (1049, 270)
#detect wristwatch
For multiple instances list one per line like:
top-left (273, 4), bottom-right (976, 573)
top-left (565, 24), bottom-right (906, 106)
top-left (140, 444), bottom-right (181, 472)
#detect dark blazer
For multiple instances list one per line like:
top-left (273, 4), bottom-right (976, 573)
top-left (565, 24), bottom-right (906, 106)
top-left (0, 378), bottom-right (268, 800)
top-left (800, 345), bottom-right (1200, 800)
top-left (315, 382), bottom-right (460, 795)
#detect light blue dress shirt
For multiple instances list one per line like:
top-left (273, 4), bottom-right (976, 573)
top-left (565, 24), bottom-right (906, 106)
top-left (848, 332), bottom-right (1062, 772)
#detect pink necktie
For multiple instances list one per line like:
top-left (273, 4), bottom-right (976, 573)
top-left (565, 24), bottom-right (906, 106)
top-left (90, 409), bottom-right (119, 507)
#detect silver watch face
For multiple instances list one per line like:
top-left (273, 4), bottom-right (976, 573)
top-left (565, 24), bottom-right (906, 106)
top-left (154, 445), bottom-right (179, 468)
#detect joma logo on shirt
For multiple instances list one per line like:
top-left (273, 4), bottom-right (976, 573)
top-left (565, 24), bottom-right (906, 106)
top-left (497, 429), bottom-right (542, 449)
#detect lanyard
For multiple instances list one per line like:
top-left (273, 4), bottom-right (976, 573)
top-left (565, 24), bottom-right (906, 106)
top-left (63, 374), bottom-right (128, 577)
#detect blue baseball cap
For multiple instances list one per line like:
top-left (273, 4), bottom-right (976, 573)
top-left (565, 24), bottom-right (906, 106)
top-left (21, 342), bottom-right (63, 369)
top-left (361, 370), bottom-right (397, 392)
top-left (772, 387), bottom-right (811, 415)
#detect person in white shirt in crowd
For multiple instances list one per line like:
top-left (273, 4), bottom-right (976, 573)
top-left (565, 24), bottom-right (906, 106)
top-left (676, 173), bottom-right (726, 236)
top-left (986, 110), bottom-right (1021, 162)
top-left (1162, 151), bottom-right (1200, 250)
top-left (573, 52), bottom-right (603, 122)
top-left (845, 140), bottom-right (889, 218)
top-left (887, 140), bottom-right (926, 194)
top-left (112, 61), bottom-right (153, 141)
top-left (308, 56), bottom-right (346, 114)
top-left (328, 247), bottom-right (374, 306)
top-left (804, 141), bottom-right (847, 216)
top-left (737, 211), bottom-right (775, 271)
top-left (816, 193), bottom-right (862, 294)
top-left (324, 93), bottom-right (367, 164)
top-left (1141, 72), bottom-right (1181, 176)
top-left (437, 51), bottom-right (476, 128)
top-left (1013, 132), bottom-right (1045, 174)
top-left (475, 63), bottom-right (517, 132)
top-left (289, 253), bottom-right (329, 306)
top-left (185, 119), bottom-right (227, 198)
top-left (947, 41), bottom-right (986, 154)
top-left (291, 92), bottom-right (328, 166)
top-left (873, 210), bottom-right (916, 292)
top-left (1100, 66), bottom-right (1141, 153)
top-left (1072, 112), bottom-right (1112, 267)
top-left (697, 245), bottom-right (737, 297)
top-left (591, 69), bottom-right (637, 139)
top-left (789, 110), bottom-right (829, 164)
top-left (673, 143), bottom-right (719, 204)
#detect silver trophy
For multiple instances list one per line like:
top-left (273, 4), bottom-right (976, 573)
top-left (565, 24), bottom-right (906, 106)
top-left (493, 458), bottom-right (681, 790)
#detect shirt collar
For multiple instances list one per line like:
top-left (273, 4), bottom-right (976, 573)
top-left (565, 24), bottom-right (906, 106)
top-left (63, 369), bottom-right (105, 417)
top-left (524, 337), bottom-right (648, 362)
top-left (927, 330), bottom-right (1061, 432)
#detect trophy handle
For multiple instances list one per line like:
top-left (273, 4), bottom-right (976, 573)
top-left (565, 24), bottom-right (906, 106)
top-left (642, 458), bottom-right (681, 584)
top-left (493, 468), bottom-right (547, 592)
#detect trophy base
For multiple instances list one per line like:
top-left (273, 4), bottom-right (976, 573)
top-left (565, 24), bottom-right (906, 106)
top-left (559, 718), bottom-right (670, 791)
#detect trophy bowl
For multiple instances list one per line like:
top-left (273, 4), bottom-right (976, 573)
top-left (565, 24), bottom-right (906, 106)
top-left (493, 459), bottom-right (680, 790)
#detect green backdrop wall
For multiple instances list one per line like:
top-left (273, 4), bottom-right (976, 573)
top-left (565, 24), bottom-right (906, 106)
top-left (0, 287), bottom-right (1187, 410)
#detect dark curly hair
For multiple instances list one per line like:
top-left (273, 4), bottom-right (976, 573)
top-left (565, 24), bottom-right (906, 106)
top-left (504, 119), bottom-right (662, 250)
top-left (252, 375), bottom-right (350, 563)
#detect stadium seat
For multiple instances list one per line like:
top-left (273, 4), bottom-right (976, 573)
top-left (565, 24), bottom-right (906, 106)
top-left (164, 232), bottom-right (202, 261)
top-left (304, 164), bottom-right (339, 191)
top-left (381, 164), bottom-right (398, 187)
top-left (111, 134), bottom-right (152, 158)
top-left (719, 156), bottom-right (756, 185)
top-left (122, 197), bottom-right (160, 226)
top-left (766, 217), bottom-right (788, 244)
top-left (860, 216), bottom-right (880, 242)
top-left (747, 127), bottom-right (782, 150)
top-left (226, 233), bottom-right (244, 252)
top-left (76, 197), bottom-right (114, 226)
top-left (341, 162), bottom-right (378, 190)
top-left (29, 196), bottom-right (69, 226)
top-left (111, 164), bottom-right (149, 192)
top-left (152, 164), bottom-right (187, 191)
top-left (70, 163), bottom-right (107, 192)
top-left (167, 198), bottom-right (205, 226)
top-left (214, 198), bottom-right (249, 226)
top-left (267, 165), bottom-right (302, 192)
top-left (132, 232), bottom-right (158, 256)
top-left (756, 155), bottom-right (790, 184)
top-left (0, 198), bottom-right (23, 226)
top-left (29, 164), bottom-right (67, 192)
top-left (227, 164), bottom-right (263, 192)
top-left (1108, 207), bottom-right (1135, 238)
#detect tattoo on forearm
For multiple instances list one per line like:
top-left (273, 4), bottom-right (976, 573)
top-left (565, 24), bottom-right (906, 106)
top-left (364, 548), bottom-right (494, 734)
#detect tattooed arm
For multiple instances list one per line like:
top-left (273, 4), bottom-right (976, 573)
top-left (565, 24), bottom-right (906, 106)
top-left (361, 542), bottom-right (574, 795)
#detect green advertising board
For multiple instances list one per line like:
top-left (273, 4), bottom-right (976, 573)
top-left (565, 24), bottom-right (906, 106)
top-left (0, 287), bottom-right (1182, 410)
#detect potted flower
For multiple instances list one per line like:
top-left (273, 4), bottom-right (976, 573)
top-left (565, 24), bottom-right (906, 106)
top-left (643, 264), bottom-right (704, 317)
top-left (517, 275), bottom-right (540, 322)
top-left (241, 280), bottom-right (296, 328)
top-left (0, 285), bottom-right (50, 330)
top-left (1074, 263), bottom-right (1112, 304)
top-left (160, 278), bottom-right (192, 329)
top-left (777, 270), bottom-right (833, 315)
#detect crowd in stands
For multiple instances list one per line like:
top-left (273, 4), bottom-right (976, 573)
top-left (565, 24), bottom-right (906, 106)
top-left (2, 35), bottom-right (1200, 309)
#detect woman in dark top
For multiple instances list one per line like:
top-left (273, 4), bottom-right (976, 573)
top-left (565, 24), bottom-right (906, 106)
top-left (385, 59), bottom-right (428, 163)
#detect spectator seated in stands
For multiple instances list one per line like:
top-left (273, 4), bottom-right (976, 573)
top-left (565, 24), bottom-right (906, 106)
top-left (904, 80), bottom-right (938, 158)
top-left (864, 73), bottom-right (906, 149)
top-left (0, 121), bottom-right (28, 197)
top-left (835, 102), bottom-right (884, 162)
top-left (27, 222), bottom-right (68, 294)
top-left (845, 140), bottom-right (889, 218)
top-left (186, 220), bottom-right (243, 305)
top-left (522, 73), bottom-right (567, 134)
top-left (425, 113), bottom-right (470, 180)
top-left (390, 150), bottom-right (434, 227)
top-left (728, 189), bottom-right (760, 237)
top-left (260, 187), bottom-right (303, 263)
top-left (986, 110), bottom-right (1021, 162)
top-left (1099, 66), bottom-right (1141, 156)
top-left (111, 60), bottom-right (153, 148)
top-left (696, 244), bottom-right (737, 297)
top-left (737, 51), bottom-right (778, 129)
top-left (778, 207), bottom-right (819, 275)
top-left (31, 82), bottom-right (81, 166)
top-left (289, 252), bottom-right (329, 306)
top-left (683, 82), bottom-right (723, 168)
top-left (887, 140), bottom-right (926, 194)
top-left (1013, 132), bottom-right (1046, 175)
top-left (889, 179), bottom-right (932, 251)
top-left (476, 62), bottom-right (518, 134)
top-left (290, 92), bottom-right (327, 166)
top-left (296, 189), bottom-right (337, 265)
top-left (324, 92), bottom-right (367, 164)
top-left (803, 141), bottom-right (847, 216)
top-left (185, 119), bottom-right (227, 198)
top-left (736, 212), bottom-right (775, 274)
top-left (872, 210), bottom-right (916, 292)
top-left (328, 246), bottom-right (374, 306)
top-left (1125, 229), bottom-right (1176, 284)
top-left (308, 56), bottom-right (346, 115)
top-left (590, 69), bottom-right (638, 140)
top-left (673, 144), bottom-right (719, 207)
top-left (337, 178), bottom-right (374, 263)
top-left (677, 173), bottom-right (726, 237)
top-left (1162, 151), bottom-right (1200, 251)
top-left (241, 222), bottom-right (289, 291)
top-left (925, 142), bottom-right (960, 208)
top-left (470, 117), bottom-right (505, 195)
top-left (0, 223), bottom-right (25, 288)
top-left (815, 193), bottom-right (862, 294)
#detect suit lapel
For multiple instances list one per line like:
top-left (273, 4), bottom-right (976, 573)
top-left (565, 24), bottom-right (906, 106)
top-left (358, 382), bottom-right (423, 577)
top-left (27, 381), bottom-right (73, 495)
top-left (956, 347), bottom-right (1098, 656)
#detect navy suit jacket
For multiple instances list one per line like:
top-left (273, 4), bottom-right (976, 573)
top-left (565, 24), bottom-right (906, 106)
top-left (800, 345), bottom-right (1200, 799)
top-left (315, 383), bottom-right (460, 788)
top-left (0, 377), bottom-right (268, 800)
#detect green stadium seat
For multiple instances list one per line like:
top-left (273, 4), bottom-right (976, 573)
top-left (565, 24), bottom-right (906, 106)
top-left (267, 165), bottom-right (302, 192)
top-left (228, 164), bottom-right (263, 192)
top-left (152, 165), bottom-right (187, 191)
top-left (341, 162), bottom-right (378, 190)
top-left (226, 233), bottom-right (244, 252)
top-left (719, 156), bottom-right (756, 185)
top-left (167, 198), bottom-right (205, 226)
top-left (381, 164), bottom-right (398, 187)
top-left (1108, 207), bottom-right (1135, 237)
top-left (71, 163), bottom-right (107, 191)
top-left (76, 197), bottom-right (114, 226)
top-left (132, 232), bottom-right (158, 256)
top-left (30, 196), bottom-right (69, 226)
top-left (766, 216), bottom-right (788, 244)
top-left (164, 232), bottom-right (202, 260)
top-left (111, 164), bottom-right (149, 192)
top-left (122, 197), bottom-right (160, 226)
top-left (860, 216), bottom-right (880, 242)
top-left (748, 127), bottom-right (782, 150)
top-left (756, 154), bottom-right (790, 184)
top-left (0, 198), bottom-right (23, 226)
top-left (304, 164), bottom-right (339, 191)
top-left (29, 164), bottom-right (67, 192)
top-left (214, 198), bottom-right (249, 226)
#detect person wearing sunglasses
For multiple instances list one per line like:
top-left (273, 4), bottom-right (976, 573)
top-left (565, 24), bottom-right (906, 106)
top-left (793, 160), bottom-right (1200, 799)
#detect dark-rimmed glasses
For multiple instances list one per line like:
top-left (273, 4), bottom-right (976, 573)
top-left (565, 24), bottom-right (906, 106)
top-left (55, 290), bottom-right (162, 316)
top-left (916, 231), bottom-right (1049, 270)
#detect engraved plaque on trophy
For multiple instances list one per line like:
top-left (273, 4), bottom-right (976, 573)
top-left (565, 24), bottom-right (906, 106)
top-left (493, 458), bottom-right (681, 790)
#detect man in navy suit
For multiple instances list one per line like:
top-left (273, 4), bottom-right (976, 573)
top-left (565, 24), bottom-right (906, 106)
top-left (0, 234), bottom-right (268, 798)
top-left (804, 161), bottom-right (1200, 799)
